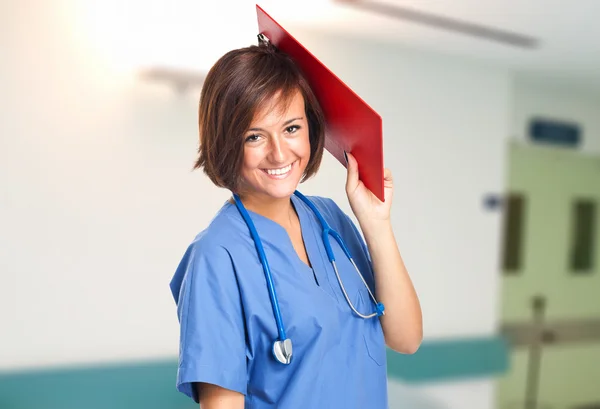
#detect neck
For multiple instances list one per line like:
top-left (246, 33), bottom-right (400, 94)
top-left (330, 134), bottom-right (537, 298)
top-left (235, 192), bottom-right (296, 228)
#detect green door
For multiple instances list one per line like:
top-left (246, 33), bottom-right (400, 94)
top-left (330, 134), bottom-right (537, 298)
top-left (498, 141), bottom-right (600, 409)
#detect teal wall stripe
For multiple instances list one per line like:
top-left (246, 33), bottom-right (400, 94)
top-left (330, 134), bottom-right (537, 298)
top-left (0, 360), bottom-right (194, 409)
top-left (0, 336), bottom-right (508, 408)
top-left (387, 336), bottom-right (509, 382)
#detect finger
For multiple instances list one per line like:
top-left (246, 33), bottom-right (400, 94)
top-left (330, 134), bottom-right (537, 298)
top-left (383, 168), bottom-right (393, 187)
top-left (384, 168), bottom-right (392, 181)
top-left (345, 151), bottom-right (360, 191)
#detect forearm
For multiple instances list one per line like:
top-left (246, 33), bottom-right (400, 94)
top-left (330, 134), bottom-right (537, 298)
top-left (360, 220), bottom-right (423, 354)
top-left (196, 383), bottom-right (245, 409)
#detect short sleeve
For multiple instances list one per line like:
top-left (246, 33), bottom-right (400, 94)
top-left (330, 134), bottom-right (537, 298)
top-left (169, 241), bottom-right (246, 402)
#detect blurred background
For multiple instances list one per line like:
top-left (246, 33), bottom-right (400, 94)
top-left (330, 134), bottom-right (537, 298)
top-left (1, 1), bottom-right (599, 408)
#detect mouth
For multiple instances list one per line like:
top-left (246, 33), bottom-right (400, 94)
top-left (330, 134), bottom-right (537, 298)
top-left (262, 161), bottom-right (296, 179)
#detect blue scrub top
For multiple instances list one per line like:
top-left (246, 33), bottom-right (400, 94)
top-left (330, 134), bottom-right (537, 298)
top-left (170, 195), bottom-right (388, 408)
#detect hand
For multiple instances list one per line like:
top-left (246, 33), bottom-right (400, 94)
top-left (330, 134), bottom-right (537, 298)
top-left (345, 152), bottom-right (394, 227)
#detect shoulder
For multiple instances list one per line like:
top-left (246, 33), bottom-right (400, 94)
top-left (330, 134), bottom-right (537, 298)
top-left (169, 203), bottom-right (245, 302)
top-left (301, 194), bottom-right (366, 244)
top-left (188, 201), bottom-right (248, 252)
top-left (303, 195), bottom-right (345, 217)
top-left (302, 195), bottom-right (350, 228)
top-left (301, 195), bottom-right (373, 266)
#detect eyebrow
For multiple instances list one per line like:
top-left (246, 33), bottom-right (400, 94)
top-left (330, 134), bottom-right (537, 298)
top-left (248, 117), bottom-right (304, 132)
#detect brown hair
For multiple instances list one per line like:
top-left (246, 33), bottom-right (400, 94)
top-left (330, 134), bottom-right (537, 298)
top-left (193, 39), bottom-right (325, 192)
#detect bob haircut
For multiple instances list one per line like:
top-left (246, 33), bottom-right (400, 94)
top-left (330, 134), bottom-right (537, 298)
top-left (194, 39), bottom-right (326, 193)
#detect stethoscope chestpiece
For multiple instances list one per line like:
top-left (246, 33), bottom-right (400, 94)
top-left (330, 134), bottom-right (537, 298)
top-left (273, 338), bottom-right (293, 364)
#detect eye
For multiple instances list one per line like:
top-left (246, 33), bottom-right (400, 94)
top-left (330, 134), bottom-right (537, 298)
top-left (285, 125), bottom-right (300, 134)
top-left (245, 134), bottom-right (260, 143)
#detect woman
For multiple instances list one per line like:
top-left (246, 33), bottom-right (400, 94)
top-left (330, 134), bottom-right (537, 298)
top-left (169, 38), bottom-right (422, 409)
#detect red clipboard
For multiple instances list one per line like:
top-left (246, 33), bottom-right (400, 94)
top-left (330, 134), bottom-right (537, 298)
top-left (256, 5), bottom-right (385, 202)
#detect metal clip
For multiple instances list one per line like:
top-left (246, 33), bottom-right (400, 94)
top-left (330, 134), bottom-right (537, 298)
top-left (257, 33), bottom-right (270, 45)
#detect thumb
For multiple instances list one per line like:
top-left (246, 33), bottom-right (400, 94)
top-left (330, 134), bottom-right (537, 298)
top-left (345, 151), bottom-right (360, 192)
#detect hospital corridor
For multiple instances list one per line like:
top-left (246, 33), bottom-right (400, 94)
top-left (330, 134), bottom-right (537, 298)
top-left (1, 1), bottom-right (599, 408)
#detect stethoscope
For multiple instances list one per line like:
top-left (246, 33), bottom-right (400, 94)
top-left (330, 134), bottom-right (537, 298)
top-left (232, 190), bottom-right (385, 365)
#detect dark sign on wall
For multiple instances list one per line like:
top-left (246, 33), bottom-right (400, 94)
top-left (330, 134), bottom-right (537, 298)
top-left (529, 118), bottom-right (581, 147)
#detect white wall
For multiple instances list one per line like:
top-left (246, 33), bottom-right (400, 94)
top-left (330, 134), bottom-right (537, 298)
top-left (512, 77), bottom-right (600, 153)
top-left (0, 1), bottom-right (229, 369)
top-left (1, 3), bottom-right (511, 409)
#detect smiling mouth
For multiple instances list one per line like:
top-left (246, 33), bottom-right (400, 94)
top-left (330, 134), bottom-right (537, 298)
top-left (262, 161), bottom-right (295, 176)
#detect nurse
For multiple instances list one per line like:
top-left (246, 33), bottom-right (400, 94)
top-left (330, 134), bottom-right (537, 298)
top-left (170, 39), bottom-right (423, 409)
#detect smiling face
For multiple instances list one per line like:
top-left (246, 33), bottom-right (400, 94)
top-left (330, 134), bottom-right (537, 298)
top-left (238, 89), bottom-right (311, 202)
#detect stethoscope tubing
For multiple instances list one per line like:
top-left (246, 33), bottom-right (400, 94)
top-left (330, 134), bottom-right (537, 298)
top-left (232, 194), bottom-right (287, 341)
top-left (232, 191), bottom-right (385, 363)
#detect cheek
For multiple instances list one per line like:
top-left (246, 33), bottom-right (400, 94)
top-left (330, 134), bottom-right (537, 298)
top-left (242, 147), bottom-right (264, 170)
top-left (296, 132), bottom-right (312, 157)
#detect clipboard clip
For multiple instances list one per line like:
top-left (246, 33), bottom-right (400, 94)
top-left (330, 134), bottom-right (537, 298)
top-left (257, 33), bottom-right (270, 45)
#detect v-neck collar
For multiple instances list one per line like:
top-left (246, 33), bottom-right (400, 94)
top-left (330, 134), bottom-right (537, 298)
top-left (229, 195), bottom-right (316, 276)
top-left (292, 195), bottom-right (341, 302)
top-left (225, 194), bottom-right (341, 302)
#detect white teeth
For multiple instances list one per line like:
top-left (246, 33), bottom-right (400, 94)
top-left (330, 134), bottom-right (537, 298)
top-left (266, 163), bottom-right (292, 175)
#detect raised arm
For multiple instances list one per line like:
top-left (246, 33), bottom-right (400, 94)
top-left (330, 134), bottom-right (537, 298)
top-left (344, 152), bottom-right (423, 354)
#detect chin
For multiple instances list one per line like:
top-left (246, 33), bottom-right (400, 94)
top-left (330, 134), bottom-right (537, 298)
top-left (262, 183), bottom-right (298, 200)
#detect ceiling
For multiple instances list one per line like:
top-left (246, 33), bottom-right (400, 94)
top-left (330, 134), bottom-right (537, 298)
top-left (77, 0), bottom-right (600, 96)
top-left (259, 0), bottom-right (600, 96)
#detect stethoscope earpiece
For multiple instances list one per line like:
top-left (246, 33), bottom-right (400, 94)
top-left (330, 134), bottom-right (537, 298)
top-left (273, 339), bottom-right (293, 364)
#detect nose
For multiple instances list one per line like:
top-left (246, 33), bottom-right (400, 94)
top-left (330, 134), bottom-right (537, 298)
top-left (268, 135), bottom-right (287, 164)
